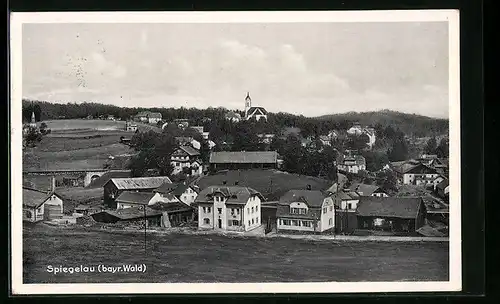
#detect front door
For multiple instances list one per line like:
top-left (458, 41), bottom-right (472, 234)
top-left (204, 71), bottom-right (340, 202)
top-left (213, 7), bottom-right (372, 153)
top-left (218, 218), bottom-right (222, 229)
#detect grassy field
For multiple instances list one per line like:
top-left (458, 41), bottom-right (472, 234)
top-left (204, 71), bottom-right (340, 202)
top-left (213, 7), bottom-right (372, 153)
top-left (23, 224), bottom-right (449, 283)
top-left (23, 120), bottom-right (134, 170)
top-left (197, 169), bottom-right (333, 201)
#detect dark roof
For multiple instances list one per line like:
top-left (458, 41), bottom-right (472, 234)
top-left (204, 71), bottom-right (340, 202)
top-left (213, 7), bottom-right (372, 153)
top-left (95, 207), bottom-right (162, 221)
top-left (357, 196), bottom-right (423, 219)
top-left (178, 146), bottom-right (200, 156)
top-left (115, 191), bottom-right (158, 205)
top-left (106, 176), bottom-right (172, 190)
top-left (337, 190), bottom-right (360, 201)
top-left (393, 162), bottom-right (438, 175)
top-left (86, 170), bottom-right (132, 188)
top-left (278, 190), bottom-right (327, 208)
top-left (210, 151), bottom-right (278, 164)
top-left (436, 179), bottom-right (449, 190)
top-left (348, 183), bottom-right (383, 196)
top-left (149, 201), bottom-right (193, 213)
top-left (154, 182), bottom-right (197, 196)
top-left (23, 187), bottom-right (55, 208)
top-left (247, 107), bottom-right (268, 115)
top-left (194, 186), bottom-right (263, 205)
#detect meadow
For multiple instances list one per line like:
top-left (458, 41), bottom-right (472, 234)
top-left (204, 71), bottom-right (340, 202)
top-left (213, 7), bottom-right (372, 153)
top-left (23, 224), bottom-right (449, 283)
top-left (23, 120), bottom-right (134, 170)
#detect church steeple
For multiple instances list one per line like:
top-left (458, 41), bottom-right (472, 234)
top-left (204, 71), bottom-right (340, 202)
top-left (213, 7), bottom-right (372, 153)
top-left (244, 92), bottom-right (252, 118)
top-left (29, 101), bottom-right (37, 128)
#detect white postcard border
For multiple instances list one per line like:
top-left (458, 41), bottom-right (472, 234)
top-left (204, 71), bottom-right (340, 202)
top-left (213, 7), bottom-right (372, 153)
top-left (10, 10), bottom-right (461, 295)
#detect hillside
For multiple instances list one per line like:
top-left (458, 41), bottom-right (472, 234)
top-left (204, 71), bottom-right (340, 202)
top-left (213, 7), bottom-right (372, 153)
top-left (195, 169), bottom-right (333, 201)
top-left (315, 110), bottom-right (449, 137)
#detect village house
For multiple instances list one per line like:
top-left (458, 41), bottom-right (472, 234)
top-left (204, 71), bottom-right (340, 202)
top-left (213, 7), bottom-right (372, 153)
top-left (244, 92), bottom-right (268, 121)
top-left (347, 182), bottom-right (389, 197)
top-left (318, 135), bottom-right (332, 147)
top-left (225, 111), bottom-right (242, 123)
top-left (134, 111), bottom-right (162, 124)
top-left (392, 162), bottom-right (440, 186)
top-left (170, 146), bottom-right (203, 176)
top-left (209, 151), bottom-right (280, 171)
top-left (435, 179), bottom-right (450, 199)
top-left (346, 124), bottom-right (376, 148)
top-left (276, 190), bottom-right (335, 234)
top-left (173, 118), bottom-right (190, 129)
top-left (115, 191), bottom-right (164, 209)
top-left (257, 133), bottom-right (275, 144)
top-left (432, 175), bottom-right (447, 190)
top-left (23, 187), bottom-right (64, 222)
top-left (154, 182), bottom-right (199, 206)
top-left (107, 115), bottom-right (115, 121)
top-left (91, 206), bottom-right (163, 228)
top-left (194, 185), bottom-right (265, 231)
top-left (191, 126), bottom-right (210, 140)
top-left (175, 136), bottom-right (201, 150)
top-left (337, 154), bottom-right (366, 174)
top-left (126, 121), bottom-right (138, 132)
top-left (335, 189), bottom-right (360, 233)
top-left (356, 196), bottom-right (427, 234)
top-left (347, 123), bottom-right (364, 135)
top-left (103, 176), bottom-right (172, 208)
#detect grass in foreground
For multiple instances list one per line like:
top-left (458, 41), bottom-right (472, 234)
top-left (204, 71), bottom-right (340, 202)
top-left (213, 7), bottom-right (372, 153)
top-left (23, 224), bottom-right (449, 283)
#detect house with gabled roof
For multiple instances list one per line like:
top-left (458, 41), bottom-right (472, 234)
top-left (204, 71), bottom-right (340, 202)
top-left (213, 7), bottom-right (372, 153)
top-left (209, 151), bottom-right (279, 171)
top-left (23, 187), bottom-right (64, 222)
top-left (337, 154), bottom-right (366, 174)
top-left (115, 191), bottom-right (164, 210)
top-left (225, 111), bottom-right (242, 123)
top-left (154, 181), bottom-right (199, 206)
top-left (356, 196), bottom-right (426, 233)
top-left (91, 206), bottom-right (163, 227)
top-left (103, 176), bottom-right (172, 208)
top-left (392, 162), bottom-right (440, 186)
top-left (170, 145), bottom-right (202, 176)
top-left (435, 179), bottom-right (449, 199)
top-left (193, 185), bottom-right (265, 232)
top-left (276, 190), bottom-right (335, 234)
top-left (348, 182), bottom-right (389, 197)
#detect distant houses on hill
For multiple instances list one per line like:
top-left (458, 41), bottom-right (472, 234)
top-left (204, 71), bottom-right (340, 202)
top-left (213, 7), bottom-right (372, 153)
top-left (134, 111), bottom-right (162, 124)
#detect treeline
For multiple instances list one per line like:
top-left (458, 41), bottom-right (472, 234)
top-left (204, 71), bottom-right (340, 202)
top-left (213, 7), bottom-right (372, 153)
top-left (22, 100), bottom-right (448, 139)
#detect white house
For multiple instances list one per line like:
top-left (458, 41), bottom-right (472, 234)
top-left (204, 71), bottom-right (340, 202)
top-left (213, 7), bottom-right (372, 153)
top-left (337, 190), bottom-right (360, 211)
top-left (337, 155), bottom-right (366, 174)
top-left (170, 146), bottom-right (202, 176)
top-left (115, 191), bottom-right (164, 209)
top-left (347, 124), bottom-right (363, 135)
top-left (135, 111), bottom-right (162, 124)
top-left (225, 111), bottom-right (242, 123)
top-left (392, 162), bottom-right (440, 186)
top-left (154, 182), bottom-right (199, 206)
top-left (276, 190), bottom-right (335, 234)
top-left (23, 187), bottom-right (64, 222)
top-left (194, 186), bottom-right (265, 232)
top-left (348, 182), bottom-right (389, 197)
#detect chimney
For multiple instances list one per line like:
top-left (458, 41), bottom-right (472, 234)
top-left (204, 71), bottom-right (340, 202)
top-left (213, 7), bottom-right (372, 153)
top-left (234, 181), bottom-right (239, 186)
top-left (306, 184), bottom-right (312, 190)
top-left (51, 176), bottom-right (56, 192)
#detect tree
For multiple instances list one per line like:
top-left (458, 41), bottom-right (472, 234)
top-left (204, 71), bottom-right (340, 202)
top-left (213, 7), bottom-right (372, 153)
top-left (376, 170), bottom-right (398, 193)
top-left (435, 138), bottom-right (449, 158)
top-left (388, 138), bottom-right (409, 162)
top-left (362, 151), bottom-right (389, 172)
top-left (128, 151), bottom-right (150, 177)
top-left (282, 135), bottom-right (304, 174)
top-left (424, 137), bottom-right (438, 155)
top-left (39, 122), bottom-right (48, 134)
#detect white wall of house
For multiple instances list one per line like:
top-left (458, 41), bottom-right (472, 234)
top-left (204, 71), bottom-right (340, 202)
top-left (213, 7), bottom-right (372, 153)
top-left (340, 198), bottom-right (359, 211)
top-left (148, 117), bottom-right (161, 124)
top-left (179, 187), bottom-right (198, 206)
top-left (45, 194), bottom-right (64, 214)
top-left (320, 197), bottom-right (335, 232)
top-left (247, 114), bottom-right (267, 121)
top-left (372, 192), bottom-right (389, 197)
top-left (116, 193), bottom-right (163, 209)
top-left (403, 173), bottom-right (440, 185)
top-left (243, 195), bottom-right (261, 231)
top-left (198, 203), bottom-right (214, 229)
top-left (277, 218), bottom-right (316, 232)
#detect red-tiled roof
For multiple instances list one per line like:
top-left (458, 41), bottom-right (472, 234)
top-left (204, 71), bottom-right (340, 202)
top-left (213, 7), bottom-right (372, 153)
top-left (357, 196), bottom-right (423, 219)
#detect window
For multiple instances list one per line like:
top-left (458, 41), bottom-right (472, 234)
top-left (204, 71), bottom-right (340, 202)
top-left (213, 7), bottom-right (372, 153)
top-left (251, 219), bottom-right (254, 224)
top-left (283, 219), bottom-right (291, 226)
top-left (176, 163), bottom-right (180, 167)
top-left (347, 203), bottom-right (352, 210)
top-left (247, 208), bottom-right (250, 214)
top-left (207, 207), bottom-right (211, 213)
top-left (232, 220), bottom-right (239, 226)
top-left (329, 206), bottom-right (333, 211)
top-left (256, 206), bottom-right (258, 212)
top-left (218, 208), bottom-right (222, 214)
top-left (323, 207), bottom-right (327, 214)
top-left (203, 218), bottom-right (210, 224)
top-left (329, 218), bottom-right (333, 226)
top-left (256, 217), bottom-right (259, 223)
top-left (228, 220), bottom-right (232, 226)
top-left (236, 209), bottom-right (240, 215)
top-left (248, 221), bottom-right (251, 226)
top-left (251, 207), bottom-right (254, 213)
top-left (292, 220), bottom-right (299, 226)
top-left (302, 221), bottom-right (311, 227)
top-left (299, 208), bottom-right (306, 214)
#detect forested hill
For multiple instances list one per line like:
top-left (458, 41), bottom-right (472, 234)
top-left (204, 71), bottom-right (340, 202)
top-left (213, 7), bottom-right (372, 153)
top-left (22, 100), bottom-right (448, 138)
top-left (315, 110), bottom-right (449, 137)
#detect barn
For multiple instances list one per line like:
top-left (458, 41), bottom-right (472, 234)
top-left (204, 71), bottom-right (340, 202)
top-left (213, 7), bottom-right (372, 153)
top-left (23, 187), bottom-right (64, 222)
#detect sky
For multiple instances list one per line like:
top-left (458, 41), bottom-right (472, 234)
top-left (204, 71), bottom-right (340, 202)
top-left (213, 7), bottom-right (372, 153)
top-left (22, 22), bottom-right (449, 118)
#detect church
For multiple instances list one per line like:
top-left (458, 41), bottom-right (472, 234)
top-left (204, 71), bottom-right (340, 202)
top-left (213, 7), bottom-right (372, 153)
top-left (244, 92), bottom-right (268, 122)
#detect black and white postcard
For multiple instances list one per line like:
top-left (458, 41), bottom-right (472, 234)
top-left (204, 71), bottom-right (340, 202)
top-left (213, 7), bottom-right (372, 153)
top-left (10, 10), bottom-right (461, 294)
